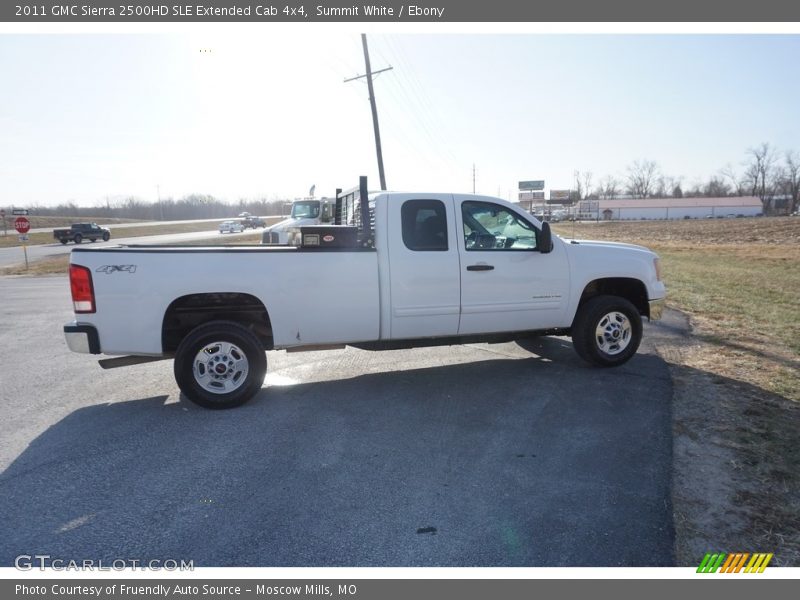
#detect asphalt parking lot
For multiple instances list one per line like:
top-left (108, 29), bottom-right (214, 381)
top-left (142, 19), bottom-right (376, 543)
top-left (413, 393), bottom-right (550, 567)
top-left (0, 276), bottom-right (674, 566)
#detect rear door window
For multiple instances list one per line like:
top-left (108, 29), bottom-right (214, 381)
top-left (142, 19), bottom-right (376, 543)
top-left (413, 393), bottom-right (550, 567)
top-left (401, 199), bottom-right (448, 251)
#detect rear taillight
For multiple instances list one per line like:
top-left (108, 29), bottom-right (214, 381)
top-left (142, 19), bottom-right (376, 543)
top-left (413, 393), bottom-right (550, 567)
top-left (70, 264), bottom-right (95, 313)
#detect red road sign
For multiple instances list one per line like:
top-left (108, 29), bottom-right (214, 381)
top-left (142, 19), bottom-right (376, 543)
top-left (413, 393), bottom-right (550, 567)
top-left (14, 217), bottom-right (30, 234)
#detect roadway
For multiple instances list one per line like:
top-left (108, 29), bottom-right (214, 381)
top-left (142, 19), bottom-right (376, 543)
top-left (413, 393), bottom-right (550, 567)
top-left (0, 228), bottom-right (260, 269)
top-left (21, 218), bottom-right (225, 235)
top-left (0, 276), bottom-right (675, 566)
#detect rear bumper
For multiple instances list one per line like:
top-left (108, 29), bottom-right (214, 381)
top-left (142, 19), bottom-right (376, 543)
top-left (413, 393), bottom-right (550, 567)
top-left (64, 322), bottom-right (101, 354)
top-left (649, 298), bottom-right (665, 321)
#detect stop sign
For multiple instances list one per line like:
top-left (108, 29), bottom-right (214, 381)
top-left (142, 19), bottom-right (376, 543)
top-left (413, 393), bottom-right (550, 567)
top-left (14, 217), bottom-right (30, 234)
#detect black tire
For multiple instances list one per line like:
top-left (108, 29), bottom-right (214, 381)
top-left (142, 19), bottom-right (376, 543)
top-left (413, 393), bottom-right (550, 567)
top-left (73, 234), bottom-right (82, 244)
top-left (174, 320), bottom-right (266, 409)
top-left (60, 238), bottom-right (68, 245)
top-left (90, 238), bottom-right (96, 242)
top-left (102, 232), bottom-right (110, 242)
top-left (571, 295), bottom-right (642, 367)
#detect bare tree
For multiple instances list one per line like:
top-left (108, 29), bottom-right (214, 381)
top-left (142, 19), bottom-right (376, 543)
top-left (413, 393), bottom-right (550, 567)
top-left (720, 164), bottom-right (746, 196)
top-left (653, 176), bottom-right (667, 198)
top-left (652, 174), bottom-right (681, 198)
top-left (683, 179), bottom-right (703, 198)
top-left (666, 175), bottom-right (683, 198)
top-left (573, 170), bottom-right (593, 201)
top-left (625, 160), bottom-right (660, 199)
top-left (778, 151), bottom-right (800, 214)
top-left (703, 176), bottom-right (731, 197)
top-left (573, 170), bottom-right (583, 201)
top-left (582, 171), bottom-right (594, 200)
top-left (744, 143), bottom-right (778, 211)
top-left (598, 175), bottom-right (621, 200)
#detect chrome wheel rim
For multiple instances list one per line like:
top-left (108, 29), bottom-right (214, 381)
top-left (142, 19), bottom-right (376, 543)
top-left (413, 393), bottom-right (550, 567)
top-left (595, 311), bottom-right (632, 355)
top-left (193, 341), bottom-right (249, 394)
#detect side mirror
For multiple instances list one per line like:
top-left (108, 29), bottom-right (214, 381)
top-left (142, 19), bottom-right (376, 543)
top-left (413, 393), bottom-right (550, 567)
top-left (539, 221), bottom-right (553, 254)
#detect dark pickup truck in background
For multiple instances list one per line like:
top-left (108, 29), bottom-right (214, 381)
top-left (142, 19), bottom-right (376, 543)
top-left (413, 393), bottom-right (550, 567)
top-left (53, 223), bottom-right (111, 244)
top-left (241, 216), bottom-right (267, 229)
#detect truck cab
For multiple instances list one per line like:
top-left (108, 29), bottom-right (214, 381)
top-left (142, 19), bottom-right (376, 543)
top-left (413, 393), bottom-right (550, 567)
top-left (261, 198), bottom-right (336, 245)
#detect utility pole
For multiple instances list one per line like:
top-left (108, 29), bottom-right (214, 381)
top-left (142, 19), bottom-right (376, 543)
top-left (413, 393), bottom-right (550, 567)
top-left (345, 34), bottom-right (392, 191)
top-left (157, 184), bottom-right (164, 220)
top-left (472, 164), bottom-right (476, 194)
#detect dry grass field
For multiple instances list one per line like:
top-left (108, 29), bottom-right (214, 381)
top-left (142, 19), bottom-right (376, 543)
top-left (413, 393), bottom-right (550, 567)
top-left (554, 217), bottom-right (800, 565)
top-left (553, 217), bottom-right (799, 401)
top-left (1, 215), bottom-right (141, 229)
top-left (0, 216), bottom-right (139, 248)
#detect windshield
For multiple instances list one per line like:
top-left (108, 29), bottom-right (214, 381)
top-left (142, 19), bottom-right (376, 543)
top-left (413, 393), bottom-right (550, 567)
top-left (291, 201), bottom-right (320, 219)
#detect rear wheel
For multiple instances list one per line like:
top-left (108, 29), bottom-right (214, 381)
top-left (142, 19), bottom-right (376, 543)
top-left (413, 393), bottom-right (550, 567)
top-left (571, 295), bottom-right (642, 367)
top-left (60, 238), bottom-right (68, 245)
top-left (74, 234), bottom-right (82, 244)
top-left (174, 320), bottom-right (266, 409)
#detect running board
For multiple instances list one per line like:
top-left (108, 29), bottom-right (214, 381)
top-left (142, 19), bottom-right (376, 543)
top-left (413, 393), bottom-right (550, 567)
top-left (98, 355), bottom-right (170, 369)
top-left (286, 344), bottom-right (346, 353)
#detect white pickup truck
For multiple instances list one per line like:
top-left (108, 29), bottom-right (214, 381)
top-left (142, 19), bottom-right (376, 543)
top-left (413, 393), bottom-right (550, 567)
top-left (64, 177), bottom-right (665, 409)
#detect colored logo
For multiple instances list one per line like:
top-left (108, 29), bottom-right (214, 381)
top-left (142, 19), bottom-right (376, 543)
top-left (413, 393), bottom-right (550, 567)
top-left (697, 552), bottom-right (773, 573)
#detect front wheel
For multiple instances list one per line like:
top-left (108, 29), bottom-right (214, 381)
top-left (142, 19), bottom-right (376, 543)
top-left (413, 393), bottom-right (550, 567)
top-left (571, 295), bottom-right (642, 367)
top-left (174, 320), bottom-right (266, 409)
top-left (102, 232), bottom-right (110, 242)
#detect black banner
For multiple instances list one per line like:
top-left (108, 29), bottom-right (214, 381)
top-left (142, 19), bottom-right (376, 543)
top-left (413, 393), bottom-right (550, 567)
top-left (3, 0), bottom-right (800, 22)
top-left (4, 579), bottom-right (799, 600)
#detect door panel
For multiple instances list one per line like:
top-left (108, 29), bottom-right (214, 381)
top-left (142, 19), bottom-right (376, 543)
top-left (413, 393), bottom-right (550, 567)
top-left (388, 194), bottom-right (461, 339)
top-left (455, 195), bottom-right (570, 335)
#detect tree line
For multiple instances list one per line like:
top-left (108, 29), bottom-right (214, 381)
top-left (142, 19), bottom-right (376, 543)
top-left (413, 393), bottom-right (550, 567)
top-left (14, 143), bottom-right (800, 220)
top-left (22, 195), bottom-right (295, 221)
top-left (572, 143), bottom-right (799, 214)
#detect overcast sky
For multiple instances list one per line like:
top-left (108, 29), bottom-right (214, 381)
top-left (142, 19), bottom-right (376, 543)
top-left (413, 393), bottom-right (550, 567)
top-left (1, 32), bottom-right (798, 206)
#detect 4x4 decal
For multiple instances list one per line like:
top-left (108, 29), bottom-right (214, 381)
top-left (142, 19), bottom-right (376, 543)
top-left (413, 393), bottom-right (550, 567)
top-left (96, 265), bottom-right (137, 275)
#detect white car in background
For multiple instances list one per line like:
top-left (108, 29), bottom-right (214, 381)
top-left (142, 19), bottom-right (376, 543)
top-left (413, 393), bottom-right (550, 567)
top-left (218, 220), bottom-right (244, 234)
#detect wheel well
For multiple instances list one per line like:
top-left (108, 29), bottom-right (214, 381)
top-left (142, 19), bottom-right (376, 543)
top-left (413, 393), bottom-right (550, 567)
top-left (162, 293), bottom-right (273, 353)
top-left (576, 278), bottom-right (649, 320)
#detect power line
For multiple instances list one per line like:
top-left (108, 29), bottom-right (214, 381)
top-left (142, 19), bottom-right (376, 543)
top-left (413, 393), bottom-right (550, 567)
top-left (381, 36), bottom-right (462, 171)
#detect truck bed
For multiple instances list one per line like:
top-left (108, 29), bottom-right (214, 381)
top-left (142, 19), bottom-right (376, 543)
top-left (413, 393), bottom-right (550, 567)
top-left (70, 245), bottom-right (380, 355)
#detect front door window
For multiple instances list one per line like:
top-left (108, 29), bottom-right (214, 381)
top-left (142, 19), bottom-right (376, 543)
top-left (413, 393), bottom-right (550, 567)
top-left (461, 201), bottom-right (538, 251)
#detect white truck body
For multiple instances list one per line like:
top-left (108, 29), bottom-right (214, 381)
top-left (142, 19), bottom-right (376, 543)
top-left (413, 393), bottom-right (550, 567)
top-left (261, 198), bottom-right (336, 245)
top-left (64, 184), bottom-right (665, 408)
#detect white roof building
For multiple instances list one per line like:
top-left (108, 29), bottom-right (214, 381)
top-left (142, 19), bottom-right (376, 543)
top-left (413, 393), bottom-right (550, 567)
top-left (577, 196), bottom-right (762, 220)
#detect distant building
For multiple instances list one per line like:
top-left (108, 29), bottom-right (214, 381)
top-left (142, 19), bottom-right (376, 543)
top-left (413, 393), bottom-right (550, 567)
top-left (576, 196), bottom-right (762, 220)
